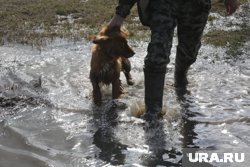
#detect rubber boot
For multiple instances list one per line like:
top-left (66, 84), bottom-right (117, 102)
top-left (174, 46), bottom-right (194, 95)
top-left (142, 71), bottom-right (166, 123)
top-left (174, 57), bottom-right (189, 88)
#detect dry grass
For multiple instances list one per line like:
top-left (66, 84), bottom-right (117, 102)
top-left (210, 0), bottom-right (248, 14)
top-left (205, 0), bottom-right (250, 57)
top-left (0, 0), bottom-right (248, 56)
top-left (0, 0), bottom-right (117, 45)
top-left (0, 0), bottom-right (147, 45)
top-left (205, 24), bottom-right (250, 57)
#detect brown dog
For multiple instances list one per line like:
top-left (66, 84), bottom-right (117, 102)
top-left (90, 26), bottom-right (135, 105)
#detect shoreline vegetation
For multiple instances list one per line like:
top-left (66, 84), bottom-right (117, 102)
top-left (0, 0), bottom-right (249, 56)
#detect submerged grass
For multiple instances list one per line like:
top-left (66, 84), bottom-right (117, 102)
top-left (0, 0), bottom-right (248, 57)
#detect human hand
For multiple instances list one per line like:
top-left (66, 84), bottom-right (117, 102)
top-left (108, 15), bottom-right (124, 29)
top-left (224, 0), bottom-right (240, 15)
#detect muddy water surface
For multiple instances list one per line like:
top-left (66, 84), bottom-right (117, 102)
top-left (1, 8), bottom-right (250, 166)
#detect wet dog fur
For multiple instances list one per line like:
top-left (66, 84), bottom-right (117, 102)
top-left (90, 26), bottom-right (135, 105)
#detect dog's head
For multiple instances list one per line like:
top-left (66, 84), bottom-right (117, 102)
top-left (92, 26), bottom-right (135, 58)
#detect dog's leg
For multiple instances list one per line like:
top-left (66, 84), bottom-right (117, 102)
top-left (112, 79), bottom-right (123, 99)
top-left (122, 58), bottom-right (134, 85)
top-left (91, 78), bottom-right (102, 106)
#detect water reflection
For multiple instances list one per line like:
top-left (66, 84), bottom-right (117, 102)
top-left (137, 93), bottom-right (199, 166)
top-left (92, 101), bottom-right (127, 165)
top-left (0, 35), bottom-right (249, 166)
top-left (177, 93), bottom-right (213, 167)
top-left (142, 120), bottom-right (182, 166)
top-left (177, 93), bottom-right (199, 149)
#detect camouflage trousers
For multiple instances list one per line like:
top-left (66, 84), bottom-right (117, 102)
top-left (144, 0), bottom-right (211, 73)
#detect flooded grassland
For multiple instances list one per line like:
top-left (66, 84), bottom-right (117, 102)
top-left (0, 0), bottom-right (250, 167)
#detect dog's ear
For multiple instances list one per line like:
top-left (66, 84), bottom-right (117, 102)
top-left (92, 35), bottom-right (109, 44)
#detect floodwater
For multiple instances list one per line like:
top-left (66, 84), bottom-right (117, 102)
top-left (0, 7), bottom-right (250, 167)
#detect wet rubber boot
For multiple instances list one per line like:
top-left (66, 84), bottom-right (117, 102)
top-left (142, 71), bottom-right (166, 123)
